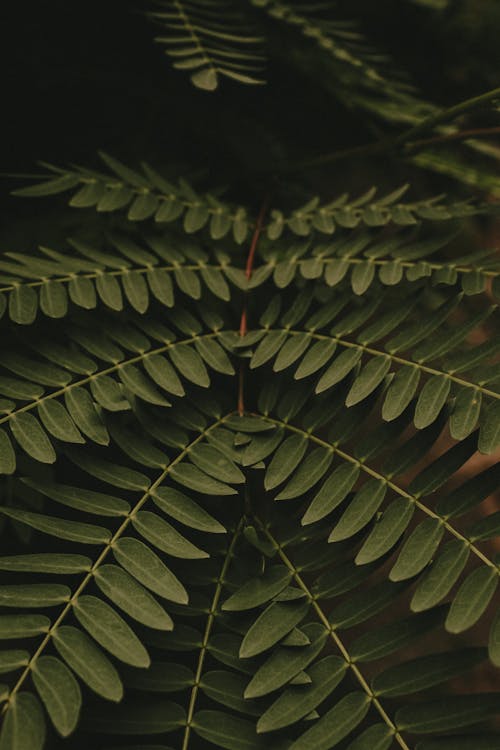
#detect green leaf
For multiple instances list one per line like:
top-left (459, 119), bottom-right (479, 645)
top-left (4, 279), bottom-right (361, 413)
top-left (372, 648), bottom-right (486, 697)
top-left (12, 172), bottom-right (81, 197)
top-left (113, 537), bottom-right (188, 604)
top-left (273, 334), bottom-right (311, 372)
top-left (0, 584), bottom-right (70, 608)
top-left (147, 268), bottom-right (174, 307)
top-left (10, 413), bottom-right (56, 463)
top-left (53, 625), bottom-right (123, 701)
top-left (469, 511), bottom-right (500, 541)
top-left (0, 553), bottom-right (91, 574)
top-left (0, 429), bottom-right (15, 474)
top-left (351, 608), bottom-right (445, 662)
top-left (94, 565), bottom-right (173, 630)
top-left (200, 671), bottom-right (260, 716)
top-left (200, 267), bottom-right (231, 299)
top-left (143, 355), bottom-right (185, 397)
top-left (32, 656), bottom-right (82, 737)
top-left (193, 710), bottom-right (267, 750)
top-left (331, 579), bottom-right (403, 629)
top-left (409, 433), bottom-right (477, 496)
top-left (411, 540), bottom-right (470, 612)
top-left (90, 376), bottom-right (129, 411)
top-left (128, 193), bottom-right (159, 220)
top-left (257, 655), bottom-right (347, 733)
top-left (302, 463), bottom-right (360, 525)
top-left (351, 262), bottom-right (375, 294)
top-left (25, 478), bottom-right (130, 517)
top-left (153, 487), bottom-right (225, 533)
top-left (389, 518), bottom-right (444, 581)
top-left (122, 660), bottom-right (194, 692)
top-left (174, 267), bottom-right (202, 299)
top-left (73, 595), bottom-right (150, 667)
top-left (188, 444), bottom-right (244, 483)
top-left (294, 339), bottom-right (337, 379)
top-left (264, 434), bottom-right (307, 490)
top-left (489, 608), bottom-right (500, 666)
top-left (225, 416), bottom-right (275, 433)
top-left (222, 566), bottom-right (291, 611)
top-left (250, 331), bottom-right (288, 369)
top-left (244, 623), bottom-right (327, 698)
top-left (133, 511), bottom-right (209, 559)
top-left (239, 600), bottom-right (310, 658)
top-left (194, 338), bottom-right (235, 375)
top-left (289, 692), bottom-right (370, 750)
top-left (122, 270), bottom-right (149, 313)
top-left (241, 429), bottom-right (284, 467)
top-left (0, 507), bottom-right (111, 545)
top-left (329, 478), bottom-right (386, 541)
top-left (316, 348), bottom-right (362, 393)
top-left (276, 446), bottom-right (333, 500)
top-left (96, 273), bottom-right (124, 310)
top-left (345, 724), bottom-right (393, 750)
top-left (169, 344), bottom-right (210, 387)
top-left (416, 736), bottom-right (500, 750)
top-left (438, 464), bottom-right (500, 519)
top-left (68, 276), bottom-right (97, 309)
top-left (0, 692), bottom-right (46, 750)
top-left (396, 694), bottom-right (500, 733)
top-left (414, 375), bottom-right (451, 429)
top-left (8, 285), bottom-right (38, 325)
top-left (355, 498), bottom-right (414, 565)
top-left (445, 566), bottom-right (498, 633)
top-left (478, 401), bottom-right (500, 454)
top-left (66, 449), bottom-right (150, 490)
top-left (0, 651), bottom-right (29, 673)
top-left (0, 615), bottom-right (50, 640)
top-left (119, 365), bottom-right (170, 406)
top-left (38, 280), bottom-right (68, 319)
top-left (0, 376), bottom-right (43, 400)
top-left (37, 400), bottom-right (85, 444)
top-left (170, 463), bottom-right (237, 495)
top-left (346, 355), bottom-right (391, 406)
top-left (450, 387), bottom-right (481, 440)
top-left (64, 387), bottom-right (110, 445)
top-left (2, 352), bottom-right (71, 386)
top-left (183, 202), bottom-right (210, 233)
top-left (89, 697), bottom-right (185, 734)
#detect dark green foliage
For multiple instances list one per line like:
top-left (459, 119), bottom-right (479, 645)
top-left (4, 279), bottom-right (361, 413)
top-left (1, 1), bottom-right (500, 749)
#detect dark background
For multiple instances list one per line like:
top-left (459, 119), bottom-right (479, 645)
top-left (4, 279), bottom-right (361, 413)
top-left (1, 0), bottom-right (500, 245)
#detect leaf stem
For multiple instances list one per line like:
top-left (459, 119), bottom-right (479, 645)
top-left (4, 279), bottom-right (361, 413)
top-left (1, 415), bottom-right (231, 713)
top-left (280, 85), bottom-right (500, 171)
top-left (238, 198), bottom-right (269, 414)
top-left (255, 414), bottom-right (500, 575)
top-left (181, 517), bottom-right (244, 750)
top-left (255, 519), bottom-right (411, 750)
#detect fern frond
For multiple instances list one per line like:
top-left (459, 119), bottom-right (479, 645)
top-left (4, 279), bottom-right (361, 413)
top-left (149, 0), bottom-right (266, 90)
top-left (251, 0), bottom-right (431, 125)
top-left (0, 231), bottom-right (243, 324)
top-left (12, 153), bottom-right (251, 243)
top-left (2, 6), bottom-right (500, 744)
top-left (264, 186), bottom-right (486, 239)
top-left (244, 287), bottom-right (500, 451)
top-left (0, 309), bottom-right (238, 474)
top-left (255, 227), bottom-right (500, 298)
top-left (0, 408), bottom-right (241, 742)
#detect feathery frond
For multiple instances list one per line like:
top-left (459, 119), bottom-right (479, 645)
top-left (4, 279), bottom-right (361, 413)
top-left (1, 3), bottom-right (499, 748)
top-left (149, 0), bottom-right (266, 90)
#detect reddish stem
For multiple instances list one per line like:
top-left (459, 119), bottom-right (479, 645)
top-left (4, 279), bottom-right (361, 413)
top-left (238, 198), bottom-right (269, 414)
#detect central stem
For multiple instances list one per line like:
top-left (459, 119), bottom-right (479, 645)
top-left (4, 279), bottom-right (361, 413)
top-left (238, 198), bottom-right (269, 414)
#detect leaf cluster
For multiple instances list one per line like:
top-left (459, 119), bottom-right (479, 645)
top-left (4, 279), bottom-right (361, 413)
top-left (1, 2), bottom-right (499, 749)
